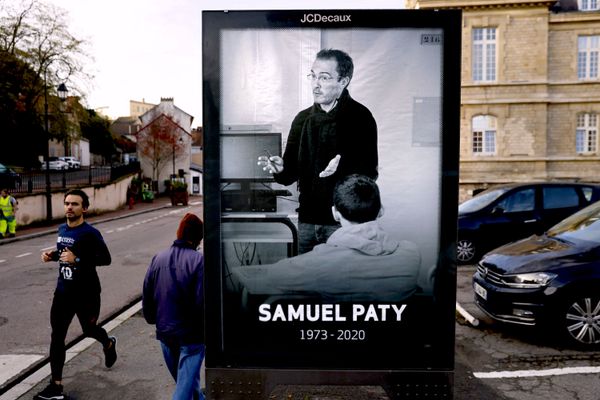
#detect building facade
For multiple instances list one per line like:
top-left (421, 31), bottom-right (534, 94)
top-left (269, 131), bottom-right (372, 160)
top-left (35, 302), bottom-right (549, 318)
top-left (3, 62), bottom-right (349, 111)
top-left (137, 98), bottom-right (194, 193)
top-left (129, 99), bottom-right (157, 118)
top-left (408, 0), bottom-right (600, 201)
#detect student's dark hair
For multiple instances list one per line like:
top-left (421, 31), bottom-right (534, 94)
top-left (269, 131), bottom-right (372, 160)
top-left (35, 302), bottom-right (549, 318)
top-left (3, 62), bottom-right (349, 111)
top-left (333, 174), bottom-right (381, 223)
top-left (65, 189), bottom-right (90, 209)
top-left (316, 49), bottom-right (354, 82)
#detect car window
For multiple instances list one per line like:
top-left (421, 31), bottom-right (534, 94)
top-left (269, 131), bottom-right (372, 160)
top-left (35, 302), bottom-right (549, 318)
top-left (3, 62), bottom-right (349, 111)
top-left (548, 202), bottom-right (600, 243)
top-left (459, 187), bottom-right (510, 213)
top-left (497, 188), bottom-right (535, 212)
top-left (543, 187), bottom-right (579, 210)
top-left (581, 187), bottom-right (594, 202)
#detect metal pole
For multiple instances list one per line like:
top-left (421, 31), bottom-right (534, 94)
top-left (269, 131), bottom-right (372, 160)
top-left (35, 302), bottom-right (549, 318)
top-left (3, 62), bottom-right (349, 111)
top-left (43, 68), bottom-right (52, 222)
top-left (172, 139), bottom-right (176, 178)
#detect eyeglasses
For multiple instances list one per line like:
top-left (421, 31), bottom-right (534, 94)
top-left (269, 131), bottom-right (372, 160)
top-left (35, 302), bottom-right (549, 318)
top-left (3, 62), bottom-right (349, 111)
top-left (306, 73), bottom-right (337, 83)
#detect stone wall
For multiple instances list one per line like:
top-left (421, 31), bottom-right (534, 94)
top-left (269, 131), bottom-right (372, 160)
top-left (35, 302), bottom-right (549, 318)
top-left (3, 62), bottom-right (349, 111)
top-left (14, 175), bottom-right (135, 227)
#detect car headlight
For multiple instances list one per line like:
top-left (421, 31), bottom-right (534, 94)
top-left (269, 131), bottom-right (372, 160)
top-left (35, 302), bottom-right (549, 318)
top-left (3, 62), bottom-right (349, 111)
top-left (501, 272), bottom-right (557, 288)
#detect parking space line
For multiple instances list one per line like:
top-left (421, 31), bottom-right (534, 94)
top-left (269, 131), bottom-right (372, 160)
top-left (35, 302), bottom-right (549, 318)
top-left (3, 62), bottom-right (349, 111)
top-left (474, 366), bottom-right (600, 379)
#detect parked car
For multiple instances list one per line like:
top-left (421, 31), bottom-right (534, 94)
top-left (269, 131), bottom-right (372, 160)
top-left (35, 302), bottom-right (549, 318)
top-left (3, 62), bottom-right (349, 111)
top-left (0, 163), bottom-right (21, 189)
top-left (473, 200), bottom-right (600, 348)
top-left (41, 157), bottom-right (69, 170)
top-left (457, 182), bottom-right (600, 264)
top-left (59, 156), bottom-right (81, 169)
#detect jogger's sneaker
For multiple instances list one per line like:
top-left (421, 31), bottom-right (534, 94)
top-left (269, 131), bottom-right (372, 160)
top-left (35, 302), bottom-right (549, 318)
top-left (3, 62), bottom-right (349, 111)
top-left (33, 381), bottom-right (64, 400)
top-left (104, 336), bottom-right (117, 368)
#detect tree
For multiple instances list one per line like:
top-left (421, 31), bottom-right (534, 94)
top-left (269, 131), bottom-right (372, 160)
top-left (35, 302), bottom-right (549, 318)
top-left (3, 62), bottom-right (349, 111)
top-left (113, 134), bottom-right (136, 154)
top-left (136, 114), bottom-right (187, 184)
top-left (0, 0), bottom-right (91, 96)
top-left (0, 49), bottom-right (45, 167)
top-left (0, 0), bottom-right (92, 166)
top-left (80, 109), bottom-right (116, 163)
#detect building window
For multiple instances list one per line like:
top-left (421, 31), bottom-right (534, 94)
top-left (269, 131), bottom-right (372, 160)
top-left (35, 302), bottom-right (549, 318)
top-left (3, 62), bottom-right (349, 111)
top-left (578, 36), bottom-right (599, 80)
top-left (472, 115), bottom-right (497, 155)
top-left (472, 27), bottom-right (497, 82)
top-left (576, 113), bottom-right (598, 153)
top-left (579, 0), bottom-right (599, 10)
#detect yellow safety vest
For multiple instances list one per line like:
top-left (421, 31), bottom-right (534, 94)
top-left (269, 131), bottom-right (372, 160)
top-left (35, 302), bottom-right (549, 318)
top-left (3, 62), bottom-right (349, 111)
top-left (0, 196), bottom-right (16, 217)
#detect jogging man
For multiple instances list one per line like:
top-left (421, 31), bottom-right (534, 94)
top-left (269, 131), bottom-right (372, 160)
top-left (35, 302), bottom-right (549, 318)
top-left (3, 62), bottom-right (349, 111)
top-left (35, 189), bottom-right (116, 400)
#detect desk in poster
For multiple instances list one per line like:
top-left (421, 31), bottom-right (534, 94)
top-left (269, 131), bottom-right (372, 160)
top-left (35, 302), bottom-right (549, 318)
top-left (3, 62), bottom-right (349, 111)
top-left (221, 213), bottom-right (298, 257)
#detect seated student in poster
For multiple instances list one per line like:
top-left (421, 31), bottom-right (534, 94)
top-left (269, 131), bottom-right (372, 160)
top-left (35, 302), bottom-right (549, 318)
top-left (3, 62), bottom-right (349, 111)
top-left (231, 174), bottom-right (422, 302)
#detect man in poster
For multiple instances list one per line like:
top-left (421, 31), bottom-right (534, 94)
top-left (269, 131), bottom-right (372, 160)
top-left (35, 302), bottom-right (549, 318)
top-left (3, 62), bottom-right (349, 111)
top-left (259, 49), bottom-right (378, 254)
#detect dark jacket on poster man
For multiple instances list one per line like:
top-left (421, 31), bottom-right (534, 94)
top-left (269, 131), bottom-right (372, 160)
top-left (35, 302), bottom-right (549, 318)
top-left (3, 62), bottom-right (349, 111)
top-left (142, 231), bottom-right (204, 345)
top-left (274, 88), bottom-right (378, 225)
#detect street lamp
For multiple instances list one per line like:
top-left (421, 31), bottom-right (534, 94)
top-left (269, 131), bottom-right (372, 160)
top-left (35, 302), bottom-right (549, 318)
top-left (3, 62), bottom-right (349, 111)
top-left (172, 136), bottom-right (183, 178)
top-left (57, 83), bottom-right (68, 101)
top-left (43, 71), bottom-right (68, 222)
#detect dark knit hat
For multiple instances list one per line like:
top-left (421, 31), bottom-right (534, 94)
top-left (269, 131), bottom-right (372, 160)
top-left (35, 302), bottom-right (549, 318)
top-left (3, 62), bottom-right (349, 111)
top-left (176, 213), bottom-right (204, 244)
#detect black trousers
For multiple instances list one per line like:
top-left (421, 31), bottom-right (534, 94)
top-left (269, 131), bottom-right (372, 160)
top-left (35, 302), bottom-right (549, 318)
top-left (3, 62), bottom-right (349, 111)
top-left (49, 290), bottom-right (110, 381)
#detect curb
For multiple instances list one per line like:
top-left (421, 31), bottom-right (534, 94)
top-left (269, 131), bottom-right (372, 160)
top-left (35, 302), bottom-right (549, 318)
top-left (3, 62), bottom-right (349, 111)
top-left (0, 301), bottom-right (144, 400)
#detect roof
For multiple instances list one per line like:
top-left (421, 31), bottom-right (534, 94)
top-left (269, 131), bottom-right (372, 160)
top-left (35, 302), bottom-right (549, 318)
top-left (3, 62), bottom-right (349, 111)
top-left (139, 99), bottom-right (194, 127)
top-left (136, 113), bottom-right (192, 137)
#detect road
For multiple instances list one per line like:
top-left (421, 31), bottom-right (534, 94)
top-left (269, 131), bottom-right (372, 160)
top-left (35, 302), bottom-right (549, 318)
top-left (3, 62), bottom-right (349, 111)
top-left (0, 203), bottom-right (202, 371)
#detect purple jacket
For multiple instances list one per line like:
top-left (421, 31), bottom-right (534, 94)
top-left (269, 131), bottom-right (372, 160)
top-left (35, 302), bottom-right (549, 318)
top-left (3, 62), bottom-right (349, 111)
top-left (142, 240), bottom-right (204, 344)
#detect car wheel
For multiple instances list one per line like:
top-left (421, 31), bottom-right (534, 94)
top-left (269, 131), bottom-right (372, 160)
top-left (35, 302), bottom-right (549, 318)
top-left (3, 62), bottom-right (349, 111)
top-left (456, 238), bottom-right (477, 265)
top-left (561, 295), bottom-right (600, 349)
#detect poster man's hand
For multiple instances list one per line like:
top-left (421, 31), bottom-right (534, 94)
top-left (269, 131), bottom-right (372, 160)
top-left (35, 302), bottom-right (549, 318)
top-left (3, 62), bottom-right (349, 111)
top-left (319, 154), bottom-right (341, 178)
top-left (258, 155), bottom-right (284, 174)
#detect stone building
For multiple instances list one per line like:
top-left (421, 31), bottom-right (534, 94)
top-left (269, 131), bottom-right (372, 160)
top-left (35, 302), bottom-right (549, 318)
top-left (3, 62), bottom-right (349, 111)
top-left (129, 99), bottom-right (157, 118)
top-left (408, 0), bottom-right (600, 201)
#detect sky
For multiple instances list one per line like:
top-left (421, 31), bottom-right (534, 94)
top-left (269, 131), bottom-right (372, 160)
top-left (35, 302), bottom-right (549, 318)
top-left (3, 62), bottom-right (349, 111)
top-left (44, 0), bottom-right (406, 128)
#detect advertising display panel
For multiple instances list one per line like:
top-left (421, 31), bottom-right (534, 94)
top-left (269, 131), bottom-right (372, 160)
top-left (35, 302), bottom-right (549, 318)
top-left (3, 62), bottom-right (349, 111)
top-left (203, 9), bottom-right (461, 399)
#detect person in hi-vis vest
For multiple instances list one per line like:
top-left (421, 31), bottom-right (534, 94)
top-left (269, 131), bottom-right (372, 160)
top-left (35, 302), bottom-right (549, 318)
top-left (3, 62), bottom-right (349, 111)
top-left (0, 188), bottom-right (18, 238)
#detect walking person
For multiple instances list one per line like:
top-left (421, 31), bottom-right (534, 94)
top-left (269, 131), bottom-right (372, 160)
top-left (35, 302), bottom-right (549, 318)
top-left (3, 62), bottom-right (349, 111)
top-left (143, 213), bottom-right (205, 400)
top-left (35, 189), bottom-right (116, 400)
top-left (0, 188), bottom-right (18, 238)
top-left (258, 48), bottom-right (378, 253)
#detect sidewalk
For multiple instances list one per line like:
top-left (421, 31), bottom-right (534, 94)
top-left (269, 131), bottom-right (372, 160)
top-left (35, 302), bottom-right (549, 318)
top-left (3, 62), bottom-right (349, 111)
top-left (3, 302), bottom-right (495, 400)
top-left (4, 303), bottom-right (180, 400)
